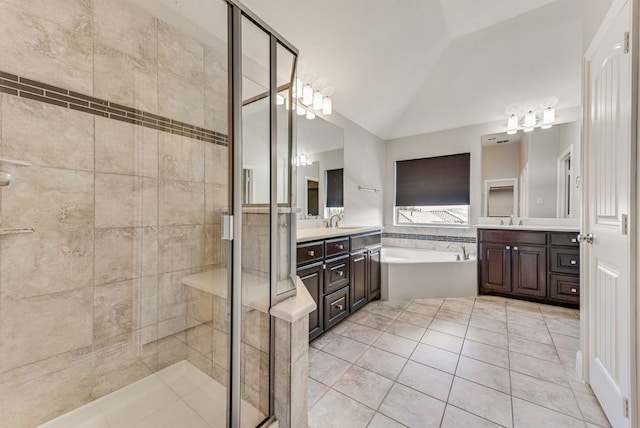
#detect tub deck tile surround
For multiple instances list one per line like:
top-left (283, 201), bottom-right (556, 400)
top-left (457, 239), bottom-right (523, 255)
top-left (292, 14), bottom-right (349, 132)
top-left (308, 296), bottom-right (611, 428)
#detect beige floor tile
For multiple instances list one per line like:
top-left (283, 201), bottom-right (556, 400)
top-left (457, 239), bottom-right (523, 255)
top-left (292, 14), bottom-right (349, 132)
top-left (333, 365), bottom-right (394, 409)
top-left (513, 398), bottom-right (586, 428)
top-left (508, 323), bottom-right (554, 345)
top-left (320, 335), bottom-right (369, 363)
top-left (308, 390), bottom-right (375, 428)
top-left (355, 347), bottom-right (408, 380)
top-left (469, 316), bottom-right (508, 334)
top-left (340, 322), bottom-right (384, 345)
top-left (461, 340), bottom-right (510, 369)
top-left (307, 378), bottom-right (329, 409)
top-left (448, 377), bottom-right (512, 427)
top-left (551, 332), bottom-right (581, 352)
top-left (373, 332), bottom-right (418, 358)
top-left (421, 329), bottom-right (464, 353)
top-left (367, 413), bottom-right (406, 428)
top-left (441, 405), bottom-right (502, 428)
top-left (434, 310), bottom-right (471, 325)
top-left (386, 320), bottom-right (426, 341)
top-left (405, 301), bottom-right (439, 317)
top-left (507, 312), bottom-right (547, 330)
top-left (455, 356), bottom-right (511, 394)
top-left (396, 311), bottom-right (433, 328)
top-left (349, 311), bottom-right (394, 330)
top-left (509, 352), bottom-right (569, 386)
top-left (472, 306), bottom-right (507, 322)
top-left (574, 391), bottom-right (611, 427)
top-left (131, 399), bottom-right (209, 428)
top-left (509, 336), bottom-right (560, 363)
top-left (379, 383), bottom-right (446, 428)
top-left (466, 326), bottom-right (508, 349)
top-left (396, 360), bottom-right (453, 401)
top-left (308, 350), bottom-right (351, 387)
top-left (428, 319), bottom-right (468, 338)
top-left (410, 343), bottom-right (459, 374)
top-left (511, 372), bottom-right (581, 419)
top-left (362, 304), bottom-right (403, 320)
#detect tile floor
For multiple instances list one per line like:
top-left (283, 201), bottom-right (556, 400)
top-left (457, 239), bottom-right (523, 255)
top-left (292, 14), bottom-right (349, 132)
top-left (308, 296), bottom-right (610, 428)
top-left (38, 361), bottom-right (264, 428)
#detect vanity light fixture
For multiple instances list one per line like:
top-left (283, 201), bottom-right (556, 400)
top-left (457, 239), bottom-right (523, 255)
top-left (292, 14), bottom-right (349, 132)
top-left (296, 153), bottom-right (313, 166)
top-left (313, 91), bottom-right (323, 110)
top-left (507, 114), bottom-right (518, 135)
top-left (296, 105), bottom-right (306, 116)
top-left (306, 110), bottom-right (316, 120)
top-left (322, 96), bottom-right (332, 115)
top-left (541, 107), bottom-right (556, 129)
top-left (524, 110), bottom-right (536, 128)
top-left (302, 84), bottom-right (313, 106)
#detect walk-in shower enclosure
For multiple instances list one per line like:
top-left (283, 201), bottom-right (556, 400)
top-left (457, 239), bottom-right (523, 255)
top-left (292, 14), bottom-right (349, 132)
top-left (0, 0), bottom-right (298, 426)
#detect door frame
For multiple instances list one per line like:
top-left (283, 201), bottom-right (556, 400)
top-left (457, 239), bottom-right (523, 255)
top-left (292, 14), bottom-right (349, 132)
top-left (556, 145), bottom-right (573, 218)
top-left (581, 0), bottom-right (639, 425)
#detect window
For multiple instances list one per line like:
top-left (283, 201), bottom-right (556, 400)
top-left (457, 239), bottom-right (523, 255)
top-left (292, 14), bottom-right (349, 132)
top-left (394, 153), bottom-right (470, 226)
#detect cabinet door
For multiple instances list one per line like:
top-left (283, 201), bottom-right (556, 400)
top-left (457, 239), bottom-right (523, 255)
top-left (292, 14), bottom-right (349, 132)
top-left (297, 263), bottom-right (323, 341)
top-left (350, 251), bottom-right (367, 312)
top-left (480, 243), bottom-right (511, 293)
top-left (512, 245), bottom-right (547, 298)
top-left (368, 246), bottom-right (381, 300)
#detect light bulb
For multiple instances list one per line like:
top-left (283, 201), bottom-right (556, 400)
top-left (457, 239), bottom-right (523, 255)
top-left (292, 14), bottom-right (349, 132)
top-left (507, 114), bottom-right (518, 132)
top-left (306, 110), bottom-right (315, 120)
top-left (524, 111), bottom-right (536, 128)
top-left (507, 129), bottom-right (518, 135)
top-left (524, 127), bottom-right (534, 133)
top-left (296, 79), bottom-right (303, 98)
top-left (302, 84), bottom-right (313, 106)
top-left (542, 108), bottom-right (555, 129)
top-left (296, 105), bottom-right (305, 116)
top-left (313, 91), bottom-right (323, 110)
top-left (322, 97), bottom-right (332, 115)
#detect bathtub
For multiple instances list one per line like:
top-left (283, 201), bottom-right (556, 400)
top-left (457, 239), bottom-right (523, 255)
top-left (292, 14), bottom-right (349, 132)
top-left (380, 247), bottom-right (477, 301)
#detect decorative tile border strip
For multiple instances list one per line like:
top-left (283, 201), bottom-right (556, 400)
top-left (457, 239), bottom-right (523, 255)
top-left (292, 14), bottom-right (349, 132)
top-left (382, 232), bottom-right (477, 244)
top-left (0, 70), bottom-right (228, 146)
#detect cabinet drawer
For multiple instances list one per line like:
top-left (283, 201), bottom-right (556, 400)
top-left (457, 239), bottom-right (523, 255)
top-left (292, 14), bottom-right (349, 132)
top-left (550, 248), bottom-right (580, 274)
top-left (351, 232), bottom-right (381, 252)
top-left (549, 274), bottom-right (580, 305)
top-left (478, 229), bottom-right (547, 245)
top-left (325, 238), bottom-right (349, 258)
top-left (550, 232), bottom-right (580, 247)
top-left (324, 286), bottom-right (349, 330)
top-left (325, 255), bottom-right (350, 294)
top-left (297, 241), bottom-right (324, 266)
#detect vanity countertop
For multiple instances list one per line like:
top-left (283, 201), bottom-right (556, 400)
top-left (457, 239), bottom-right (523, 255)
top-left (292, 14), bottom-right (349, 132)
top-left (297, 226), bottom-right (383, 243)
top-left (476, 224), bottom-right (580, 232)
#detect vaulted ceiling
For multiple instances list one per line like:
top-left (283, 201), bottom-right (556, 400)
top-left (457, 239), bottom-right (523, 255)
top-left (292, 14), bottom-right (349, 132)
top-left (241, 0), bottom-right (583, 140)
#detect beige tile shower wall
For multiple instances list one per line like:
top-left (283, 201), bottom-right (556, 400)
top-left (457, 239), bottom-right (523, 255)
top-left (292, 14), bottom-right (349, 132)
top-left (0, 0), bottom-right (229, 426)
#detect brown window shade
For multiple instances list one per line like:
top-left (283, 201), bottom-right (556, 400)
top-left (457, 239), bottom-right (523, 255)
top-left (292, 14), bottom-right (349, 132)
top-left (326, 168), bottom-right (344, 207)
top-left (395, 153), bottom-right (470, 206)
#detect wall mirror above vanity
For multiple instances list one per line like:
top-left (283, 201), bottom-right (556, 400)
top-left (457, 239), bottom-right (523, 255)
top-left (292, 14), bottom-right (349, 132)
top-left (296, 115), bottom-right (344, 219)
top-left (481, 120), bottom-right (581, 220)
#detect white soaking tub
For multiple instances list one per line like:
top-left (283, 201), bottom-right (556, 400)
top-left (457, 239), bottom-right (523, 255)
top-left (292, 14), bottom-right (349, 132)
top-left (380, 247), bottom-right (477, 301)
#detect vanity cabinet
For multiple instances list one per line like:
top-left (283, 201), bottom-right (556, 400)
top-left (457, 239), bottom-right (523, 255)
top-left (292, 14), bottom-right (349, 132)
top-left (297, 229), bottom-right (381, 341)
top-left (478, 229), bottom-right (579, 307)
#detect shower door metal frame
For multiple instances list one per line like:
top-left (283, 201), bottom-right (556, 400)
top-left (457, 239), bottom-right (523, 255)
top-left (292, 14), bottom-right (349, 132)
top-left (226, 2), bottom-right (298, 426)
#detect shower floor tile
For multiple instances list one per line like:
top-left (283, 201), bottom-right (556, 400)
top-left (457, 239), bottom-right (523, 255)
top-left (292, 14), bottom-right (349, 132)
top-left (38, 361), bottom-right (264, 428)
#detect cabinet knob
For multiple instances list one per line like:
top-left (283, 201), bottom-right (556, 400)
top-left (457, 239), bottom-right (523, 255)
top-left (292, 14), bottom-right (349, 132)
top-left (506, 246), bottom-right (511, 250)
top-left (337, 244), bottom-right (344, 250)
top-left (570, 260), bottom-right (577, 265)
top-left (571, 288), bottom-right (577, 293)
top-left (335, 304), bottom-right (344, 311)
top-left (338, 271), bottom-right (343, 277)
top-left (513, 246), bottom-right (519, 251)
top-left (308, 250), bottom-right (315, 256)
top-left (571, 238), bottom-right (578, 243)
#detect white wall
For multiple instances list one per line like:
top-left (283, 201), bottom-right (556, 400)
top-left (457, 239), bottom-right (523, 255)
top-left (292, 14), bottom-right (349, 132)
top-left (385, 120), bottom-right (506, 227)
top-left (320, 111), bottom-right (386, 226)
top-left (583, 0), bottom-right (615, 51)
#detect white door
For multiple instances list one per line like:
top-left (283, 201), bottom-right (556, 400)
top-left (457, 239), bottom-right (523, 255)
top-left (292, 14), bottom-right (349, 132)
top-left (584, 1), bottom-right (634, 426)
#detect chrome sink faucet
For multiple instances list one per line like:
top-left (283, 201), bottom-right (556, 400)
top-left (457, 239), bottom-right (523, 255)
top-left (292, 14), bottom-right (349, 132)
top-left (329, 213), bottom-right (343, 228)
top-left (509, 215), bottom-right (514, 226)
top-left (461, 245), bottom-right (469, 260)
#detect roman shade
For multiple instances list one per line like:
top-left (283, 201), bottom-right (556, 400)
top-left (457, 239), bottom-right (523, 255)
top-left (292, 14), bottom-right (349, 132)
top-left (395, 153), bottom-right (470, 206)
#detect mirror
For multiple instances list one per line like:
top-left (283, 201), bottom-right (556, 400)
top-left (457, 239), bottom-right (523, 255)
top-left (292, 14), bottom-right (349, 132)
top-left (481, 121), bottom-right (581, 219)
top-left (296, 115), bottom-right (344, 218)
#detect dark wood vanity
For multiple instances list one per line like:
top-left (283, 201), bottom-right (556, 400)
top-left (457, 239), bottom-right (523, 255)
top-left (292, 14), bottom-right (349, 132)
top-left (478, 228), bottom-right (580, 307)
top-left (297, 230), bottom-right (381, 341)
